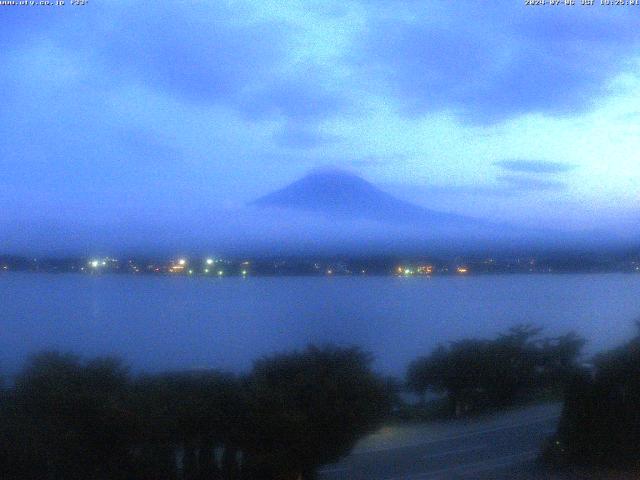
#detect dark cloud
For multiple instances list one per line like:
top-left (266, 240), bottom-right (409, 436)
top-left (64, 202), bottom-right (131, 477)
top-left (97, 5), bottom-right (347, 126)
top-left (0, 3), bottom-right (349, 135)
top-left (361, 4), bottom-right (640, 123)
top-left (7, 2), bottom-right (635, 130)
top-left (0, 3), bottom-right (286, 105)
top-left (101, 5), bottom-right (286, 105)
top-left (494, 160), bottom-right (577, 174)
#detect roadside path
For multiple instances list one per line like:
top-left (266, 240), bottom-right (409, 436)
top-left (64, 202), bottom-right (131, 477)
top-left (318, 403), bottom-right (562, 480)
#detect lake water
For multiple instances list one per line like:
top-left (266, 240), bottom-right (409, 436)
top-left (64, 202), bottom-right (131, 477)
top-left (2, 273), bottom-right (640, 377)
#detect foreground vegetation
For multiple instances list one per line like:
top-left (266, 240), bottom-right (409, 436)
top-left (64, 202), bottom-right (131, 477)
top-left (545, 323), bottom-right (640, 471)
top-left (0, 346), bottom-right (390, 480)
top-left (5, 322), bottom-right (639, 478)
top-left (406, 325), bottom-right (585, 417)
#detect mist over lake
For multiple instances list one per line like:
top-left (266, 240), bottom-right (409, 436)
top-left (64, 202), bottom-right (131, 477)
top-left (2, 273), bottom-right (639, 377)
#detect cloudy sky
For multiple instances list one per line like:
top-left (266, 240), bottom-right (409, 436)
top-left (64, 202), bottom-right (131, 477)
top-left (1, 1), bottom-right (639, 249)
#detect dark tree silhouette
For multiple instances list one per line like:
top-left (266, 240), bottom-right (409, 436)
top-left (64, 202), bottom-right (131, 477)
top-left (241, 345), bottom-right (391, 480)
top-left (1, 352), bottom-right (134, 480)
top-left (0, 345), bottom-right (390, 480)
top-left (129, 370), bottom-right (243, 480)
top-left (548, 322), bottom-right (640, 469)
top-left (407, 325), bottom-right (585, 416)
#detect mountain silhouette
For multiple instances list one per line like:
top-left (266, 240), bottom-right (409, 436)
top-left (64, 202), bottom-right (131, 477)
top-left (251, 170), bottom-right (481, 227)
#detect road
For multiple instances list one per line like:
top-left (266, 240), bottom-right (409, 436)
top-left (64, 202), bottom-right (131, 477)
top-left (318, 403), bottom-right (562, 480)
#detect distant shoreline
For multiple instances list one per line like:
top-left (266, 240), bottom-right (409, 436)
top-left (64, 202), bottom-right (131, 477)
top-left (1, 270), bottom-right (638, 278)
top-left (1, 253), bottom-right (639, 278)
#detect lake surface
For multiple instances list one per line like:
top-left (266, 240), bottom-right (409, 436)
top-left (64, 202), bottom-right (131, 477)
top-left (2, 273), bottom-right (640, 377)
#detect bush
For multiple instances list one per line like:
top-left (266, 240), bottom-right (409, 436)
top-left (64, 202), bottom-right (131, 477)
top-left (0, 345), bottom-right (391, 480)
top-left (129, 370), bottom-right (243, 480)
top-left (407, 325), bottom-right (585, 416)
top-left (0, 352), bottom-right (134, 480)
top-left (549, 323), bottom-right (640, 469)
top-left (241, 345), bottom-right (392, 480)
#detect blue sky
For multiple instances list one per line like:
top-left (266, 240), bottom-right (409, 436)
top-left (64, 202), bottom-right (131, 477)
top-left (1, 1), bottom-right (639, 250)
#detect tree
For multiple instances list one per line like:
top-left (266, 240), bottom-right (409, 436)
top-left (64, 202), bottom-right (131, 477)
top-left (240, 345), bottom-right (391, 480)
top-left (2, 351), bottom-right (134, 480)
top-left (407, 326), bottom-right (584, 416)
top-left (0, 346), bottom-right (392, 480)
top-left (407, 345), bottom-right (448, 404)
top-left (549, 322), bottom-right (640, 469)
top-left (538, 331), bottom-right (586, 393)
top-left (129, 370), bottom-right (242, 480)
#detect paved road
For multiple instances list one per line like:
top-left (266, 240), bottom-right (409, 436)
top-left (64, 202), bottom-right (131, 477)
top-left (318, 403), bottom-right (562, 480)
